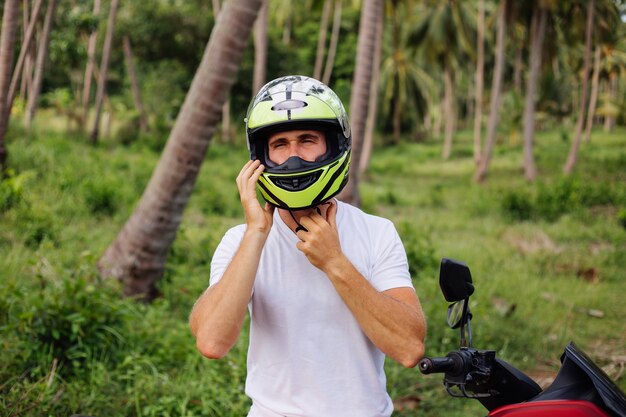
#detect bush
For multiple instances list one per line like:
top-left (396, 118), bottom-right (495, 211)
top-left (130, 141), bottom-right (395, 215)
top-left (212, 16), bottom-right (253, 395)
top-left (0, 170), bottom-right (33, 213)
top-left (618, 208), bottom-right (626, 229)
top-left (501, 178), bottom-right (623, 222)
top-left (115, 116), bottom-right (141, 146)
top-left (14, 277), bottom-right (131, 378)
top-left (83, 179), bottom-right (120, 216)
top-left (396, 221), bottom-right (437, 278)
top-left (20, 211), bottom-right (57, 248)
top-left (501, 190), bottom-right (533, 221)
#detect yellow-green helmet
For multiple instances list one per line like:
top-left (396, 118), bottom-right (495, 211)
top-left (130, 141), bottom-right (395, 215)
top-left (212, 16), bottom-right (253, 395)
top-left (245, 75), bottom-right (351, 210)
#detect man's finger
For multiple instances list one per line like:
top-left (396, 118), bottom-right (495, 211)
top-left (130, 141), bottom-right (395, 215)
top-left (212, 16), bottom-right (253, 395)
top-left (249, 163), bottom-right (265, 184)
top-left (327, 200), bottom-right (338, 230)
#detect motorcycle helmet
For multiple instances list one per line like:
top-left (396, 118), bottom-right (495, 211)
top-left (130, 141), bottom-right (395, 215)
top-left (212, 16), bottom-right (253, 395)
top-left (245, 75), bottom-right (351, 210)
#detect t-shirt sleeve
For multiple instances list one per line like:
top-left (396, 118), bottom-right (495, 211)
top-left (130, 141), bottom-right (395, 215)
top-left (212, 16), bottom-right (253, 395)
top-left (209, 225), bottom-right (246, 286)
top-left (370, 220), bottom-right (413, 292)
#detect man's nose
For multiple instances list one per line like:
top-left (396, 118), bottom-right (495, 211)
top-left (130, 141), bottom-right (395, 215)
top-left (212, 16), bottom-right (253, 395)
top-left (287, 143), bottom-right (301, 157)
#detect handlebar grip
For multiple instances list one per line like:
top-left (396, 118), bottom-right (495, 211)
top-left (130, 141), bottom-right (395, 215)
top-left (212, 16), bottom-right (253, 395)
top-left (419, 356), bottom-right (458, 375)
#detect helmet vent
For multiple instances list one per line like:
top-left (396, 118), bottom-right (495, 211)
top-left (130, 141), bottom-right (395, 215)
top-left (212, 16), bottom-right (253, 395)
top-left (271, 171), bottom-right (322, 191)
top-left (271, 100), bottom-right (308, 111)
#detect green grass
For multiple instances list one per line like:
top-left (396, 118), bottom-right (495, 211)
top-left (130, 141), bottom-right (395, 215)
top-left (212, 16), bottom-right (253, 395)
top-left (1, 123), bottom-right (625, 416)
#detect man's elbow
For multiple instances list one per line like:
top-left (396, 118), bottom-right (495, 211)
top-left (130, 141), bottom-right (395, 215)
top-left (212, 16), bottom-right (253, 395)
top-left (195, 337), bottom-right (230, 360)
top-left (398, 341), bottom-right (425, 368)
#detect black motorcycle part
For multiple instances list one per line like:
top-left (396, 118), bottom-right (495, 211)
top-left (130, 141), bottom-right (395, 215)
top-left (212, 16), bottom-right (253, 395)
top-left (474, 357), bottom-right (542, 411)
top-left (531, 343), bottom-right (626, 417)
top-left (439, 258), bottom-right (474, 302)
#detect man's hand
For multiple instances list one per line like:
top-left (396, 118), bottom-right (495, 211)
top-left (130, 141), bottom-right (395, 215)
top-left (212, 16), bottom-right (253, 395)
top-left (295, 200), bottom-right (425, 367)
top-left (295, 201), bottom-right (346, 272)
top-left (236, 160), bottom-right (274, 234)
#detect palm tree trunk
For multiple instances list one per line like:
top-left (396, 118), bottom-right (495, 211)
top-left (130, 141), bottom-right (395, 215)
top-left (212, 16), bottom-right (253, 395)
top-left (252, 0), bottom-right (268, 94)
top-left (211, 0), bottom-right (221, 15)
top-left (282, 14), bottom-right (292, 44)
top-left (0, 0), bottom-right (20, 172)
top-left (513, 46), bottom-right (523, 93)
top-left (313, 0), bottom-right (332, 80)
top-left (25, 0), bottom-right (57, 130)
top-left (123, 36), bottom-right (148, 132)
top-left (212, 0), bottom-right (232, 145)
top-left (337, 0), bottom-right (382, 206)
top-left (392, 96), bottom-right (401, 144)
top-left (564, 0), bottom-right (594, 175)
top-left (522, 4), bottom-right (548, 182)
top-left (322, 0), bottom-right (342, 85)
top-left (18, 0), bottom-right (31, 102)
top-left (81, 0), bottom-right (100, 130)
top-left (603, 74), bottom-right (617, 132)
top-left (583, 45), bottom-right (601, 143)
top-left (6, 0), bottom-right (43, 123)
top-left (221, 99), bottom-right (232, 144)
top-left (98, 0), bottom-right (262, 300)
top-left (432, 104), bottom-right (442, 138)
top-left (90, 0), bottom-right (120, 145)
top-left (475, 0), bottom-right (507, 183)
top-left (359, 6), bottom-right (384, 175)
top-left (442, 56), bottom-right (455, 159)
top-left (472, 0), bottom-right (485, 166)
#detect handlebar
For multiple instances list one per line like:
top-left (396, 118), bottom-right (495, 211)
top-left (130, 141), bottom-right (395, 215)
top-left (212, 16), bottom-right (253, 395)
top-left (419, 353), bottom-right (466, 376)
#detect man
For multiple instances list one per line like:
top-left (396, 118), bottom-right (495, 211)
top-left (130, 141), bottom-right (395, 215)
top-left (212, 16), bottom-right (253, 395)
top-left (190, 76), bottom-right (426, 417)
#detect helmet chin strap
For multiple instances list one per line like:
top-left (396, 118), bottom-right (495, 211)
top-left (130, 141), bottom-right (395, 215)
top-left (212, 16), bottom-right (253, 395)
top-left (288, 206), bottom-right (322, 233)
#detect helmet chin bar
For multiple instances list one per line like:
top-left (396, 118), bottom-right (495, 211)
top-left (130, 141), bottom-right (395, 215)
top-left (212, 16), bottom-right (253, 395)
top-left (270, 171), bottom-right (322, 192)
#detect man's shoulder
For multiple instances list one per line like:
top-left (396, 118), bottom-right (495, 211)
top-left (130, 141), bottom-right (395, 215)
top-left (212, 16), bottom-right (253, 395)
top-left (339, 201), bottom-right (393, 224)
top-left (337, 201), bottom-right (396, 233)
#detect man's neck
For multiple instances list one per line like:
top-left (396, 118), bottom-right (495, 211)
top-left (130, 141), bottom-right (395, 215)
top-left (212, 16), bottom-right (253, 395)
top-left (277, 201), bottom-right (333, 233)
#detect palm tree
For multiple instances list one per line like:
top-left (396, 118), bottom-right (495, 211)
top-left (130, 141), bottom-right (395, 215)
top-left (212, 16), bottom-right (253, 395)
top-left (313, 0), bottom-right (332, 80)
top-left (599, 38), bottom-right (626, 132)
top-left (584, 0), bottom-right (620, 141)
top-left (522, 2), bottom-right (549, 181)
top-left (211, 0), bottom-right (234, 144)
top-left (122, 36), bottom-right (148, 132)
top-left (6, 0), bottom-right (43, 124)
top-left (564, 0), bottom-right (595, 175)
top-left (90, 0), bottom-right (120, 144)
top-left (253, 0), bottom-right (268, 94)
top-left (25, 0), bottom-right (58, 130)
top-left (472, 0), bottom-right (485, 167)
top-left (270, 0), bottom-right (298, 44)
top-left (475, 0), bottom-right (508, 183)
top-left (379, 0), bottom-right (433, 144)
top-left (359, 3), bottom-right (384, 175)
top-left (337, 0), bottom-right (383, 207)
top-left (321, 0), bottom-right (342, 85)
top-left (0, 0), bottom-right (20, 172)
top-left (583, 45), bottom-right (602, 143)
top-left (412, 0), bottom-right (474, 159)
top-left (99, 0), bottom-right (263, 300)
top-left (81, 0), bottom-right (101, 129)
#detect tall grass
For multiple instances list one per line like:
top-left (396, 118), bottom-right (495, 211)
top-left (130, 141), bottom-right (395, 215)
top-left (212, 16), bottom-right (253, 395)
top-left (1, 124), bottom-right (625, 416)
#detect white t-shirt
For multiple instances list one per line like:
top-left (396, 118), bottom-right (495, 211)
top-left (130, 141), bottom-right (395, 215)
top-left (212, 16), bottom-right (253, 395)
top-left (209, 201), bottom-right (413, 417)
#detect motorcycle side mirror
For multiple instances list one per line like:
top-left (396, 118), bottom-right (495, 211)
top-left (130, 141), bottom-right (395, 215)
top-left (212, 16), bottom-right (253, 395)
top-left (446, 299), bottom-right (466, 329)
top-left (439, 258), bottom-right (474, 302)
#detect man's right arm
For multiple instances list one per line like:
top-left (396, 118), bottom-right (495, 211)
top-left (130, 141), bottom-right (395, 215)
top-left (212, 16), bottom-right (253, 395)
top-left (189, 229), bottom-right (268, 359)
top-left (189, 159), bottom-right (273, 359)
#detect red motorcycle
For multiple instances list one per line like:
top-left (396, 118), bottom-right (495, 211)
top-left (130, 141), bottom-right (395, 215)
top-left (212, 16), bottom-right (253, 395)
top-left (419, 258), bottom-right (626, 417)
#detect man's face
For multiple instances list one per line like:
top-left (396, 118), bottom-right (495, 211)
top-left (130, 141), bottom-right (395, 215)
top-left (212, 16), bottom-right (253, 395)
top-left (267, 130), bottom-right (327, 165)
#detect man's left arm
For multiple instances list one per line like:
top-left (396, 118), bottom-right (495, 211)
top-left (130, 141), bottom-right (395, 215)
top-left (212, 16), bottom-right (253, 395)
top-left (295, 202), bottom-right (426, 368)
